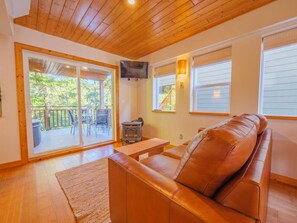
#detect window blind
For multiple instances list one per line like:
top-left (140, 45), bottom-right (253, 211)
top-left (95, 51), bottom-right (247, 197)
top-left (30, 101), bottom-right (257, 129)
top-left (261, 37), bottom-right (297, 116)
top-left (192, 60), bottom-right (231, 113)
top-left (154, 62), bottom-right (176, 77)
top-left (193, 47), bottom-right (232, 67)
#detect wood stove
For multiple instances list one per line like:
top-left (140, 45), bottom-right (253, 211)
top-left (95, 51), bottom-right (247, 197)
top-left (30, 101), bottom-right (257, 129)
top-left (122, 119), bottom-right (143, 143)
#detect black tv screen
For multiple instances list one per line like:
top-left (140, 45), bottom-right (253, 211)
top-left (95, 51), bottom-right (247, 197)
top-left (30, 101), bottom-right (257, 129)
top-left (120, 60), bottom-right (149, 79)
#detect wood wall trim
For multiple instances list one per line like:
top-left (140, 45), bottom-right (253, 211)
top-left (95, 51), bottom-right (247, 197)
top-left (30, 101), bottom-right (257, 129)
top-left (15, 42), bottom-right (118, 69)
top-left (15, 43), bottom-right (29, 165)
top-left (14, 42), bottom-right (120, 165)
top-left (189, 111), bottom-right (230, 116)
top-left (115, 67), bottom-right (120, 142)
top-left (271, 173), bottom-right (297, 188)
top-left (265, 115), bottom-right (297, 121)
top-left (28, 141), bottom-right (115, 162)
top-left (152, 110), bottom-right (176, 113)
top-left (0, 160), bottom-right (23, 170)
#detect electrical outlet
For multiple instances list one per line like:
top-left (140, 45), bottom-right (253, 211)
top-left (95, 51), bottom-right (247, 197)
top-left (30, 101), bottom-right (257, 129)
top-left (180, 82), bottom-right (184, 88)
top-left (179, 134), bottom-right (183, 140)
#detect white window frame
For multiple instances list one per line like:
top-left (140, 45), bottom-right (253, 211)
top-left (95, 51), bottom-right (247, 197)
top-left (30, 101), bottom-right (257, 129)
top-left (152, 73), bottom-right (176, 112)
top-left (259, 30), bottom-right (297, 118)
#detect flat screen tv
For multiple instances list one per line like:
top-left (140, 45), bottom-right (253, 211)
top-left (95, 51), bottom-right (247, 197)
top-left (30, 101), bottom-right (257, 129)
top-left (120, 60), bottom-right (149, 79)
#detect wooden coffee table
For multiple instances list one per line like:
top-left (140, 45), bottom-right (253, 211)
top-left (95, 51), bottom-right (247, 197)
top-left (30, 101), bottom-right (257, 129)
top-left (114, 138), bottom-right (170, 161)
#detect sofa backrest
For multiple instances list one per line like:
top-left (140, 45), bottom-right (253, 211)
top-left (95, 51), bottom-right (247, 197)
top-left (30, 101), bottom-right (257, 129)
top-left (174, 115), bottom-right (259, 197)
top-left (214, 128), bottom-right (272, 223)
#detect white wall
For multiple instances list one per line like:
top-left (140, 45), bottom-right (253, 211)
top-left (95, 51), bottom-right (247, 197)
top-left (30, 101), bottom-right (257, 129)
top-left (0, 25), bottom-right (137, 164)
top-left (0, 34), bottom-right (21, 163)
top-left (138, 0), bottom-right (297, 180)
top-left (0, 0), bottom-right (13, 35)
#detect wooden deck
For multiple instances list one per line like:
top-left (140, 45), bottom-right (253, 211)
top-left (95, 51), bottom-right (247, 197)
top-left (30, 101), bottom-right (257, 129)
top-left (34, 127), bottom-right (112, 154)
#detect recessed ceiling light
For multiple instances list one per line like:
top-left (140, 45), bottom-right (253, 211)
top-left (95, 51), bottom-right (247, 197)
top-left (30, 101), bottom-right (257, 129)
top-left (82, 66), bottom-right (88, 70)
top-left (65, 65), bottom-right (70, 68)
top-left (128, 0), bottom-right (135, 5)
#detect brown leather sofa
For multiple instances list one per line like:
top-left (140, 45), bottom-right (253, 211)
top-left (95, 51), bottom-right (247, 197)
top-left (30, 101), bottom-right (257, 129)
top-left (108, 114), bottom-right (272, 223)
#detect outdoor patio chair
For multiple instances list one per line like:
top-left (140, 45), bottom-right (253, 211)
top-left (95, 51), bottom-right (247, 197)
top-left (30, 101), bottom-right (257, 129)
top-left (68, 110), bottom-right (77, 135)
top-left (94, 109), bottom-right (111, 136)
top-left (68, 109), bottom-right (90, 135)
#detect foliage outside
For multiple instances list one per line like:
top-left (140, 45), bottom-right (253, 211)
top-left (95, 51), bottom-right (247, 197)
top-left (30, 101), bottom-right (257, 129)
top-left (158, 85), bottom-right (176, 111)
top-left (29, 72), bottom-right (112, 130)
top-left (29, 72), bottom-right (112, 108)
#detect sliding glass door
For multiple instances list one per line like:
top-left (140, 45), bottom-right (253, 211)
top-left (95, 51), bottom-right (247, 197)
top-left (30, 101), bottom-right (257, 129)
top-left (79, 64), bottom-right (113, 146)
top-left (23, 52), bottom-right (115, 157)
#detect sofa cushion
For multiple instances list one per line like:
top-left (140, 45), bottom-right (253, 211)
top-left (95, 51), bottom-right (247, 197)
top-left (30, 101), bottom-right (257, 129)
top-left (162, 145), bottom-right (187, 160)
top-left (241, 114), bottom-right (266, 135)
top-left (141, 154), bottom-right (180, 179)
top-left (174, 116), bottom-right (258, 197)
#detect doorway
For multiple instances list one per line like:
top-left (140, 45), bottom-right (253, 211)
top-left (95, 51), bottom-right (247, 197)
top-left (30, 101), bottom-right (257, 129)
top-left (20, 48), bottom-right (118, 158)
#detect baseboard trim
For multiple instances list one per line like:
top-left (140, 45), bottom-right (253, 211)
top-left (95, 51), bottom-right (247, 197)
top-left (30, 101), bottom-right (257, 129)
top-left (0, 160), bottom-right (23, 170)
top-left (0, 141), bottom-right (117, 168)
top-left (271, 173), bottom-right (297, 187)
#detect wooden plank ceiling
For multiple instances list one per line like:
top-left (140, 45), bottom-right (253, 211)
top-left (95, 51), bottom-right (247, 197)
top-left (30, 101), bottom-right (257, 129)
top-left (14, 0), bottom-right (275, 59)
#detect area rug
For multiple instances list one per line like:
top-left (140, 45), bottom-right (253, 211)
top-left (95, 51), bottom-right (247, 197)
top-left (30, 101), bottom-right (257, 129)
top-left (55, 158), bottom-right (111, 223)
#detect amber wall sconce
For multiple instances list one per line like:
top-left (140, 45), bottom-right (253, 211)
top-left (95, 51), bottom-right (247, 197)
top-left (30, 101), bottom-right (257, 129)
top-left (177, 59), bottom-right (188, 88)
top-left (177, 59), bottom-right (188, 75)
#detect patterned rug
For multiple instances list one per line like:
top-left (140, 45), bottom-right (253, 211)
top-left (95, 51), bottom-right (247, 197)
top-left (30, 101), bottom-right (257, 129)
top-left (56, 158), bottom-right (111, 223)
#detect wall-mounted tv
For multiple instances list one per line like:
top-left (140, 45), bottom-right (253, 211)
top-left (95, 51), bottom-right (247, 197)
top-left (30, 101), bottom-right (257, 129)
top-left (120, 60), bottom-right (149, 79)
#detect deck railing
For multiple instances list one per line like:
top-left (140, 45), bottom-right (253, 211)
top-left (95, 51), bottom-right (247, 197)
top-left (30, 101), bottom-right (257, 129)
top-left (31, 106), bottom-right (111, 131)
top-left (159, 88), bottom-right (176, 111)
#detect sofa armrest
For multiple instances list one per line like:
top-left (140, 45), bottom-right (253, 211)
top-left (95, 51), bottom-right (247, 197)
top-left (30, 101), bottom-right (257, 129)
top-left (182, 128), bottom-right (205, 146)
top-left (214, 128), bottom-right (272, 222)
top-left (108, 152), bottom-right (254, 223)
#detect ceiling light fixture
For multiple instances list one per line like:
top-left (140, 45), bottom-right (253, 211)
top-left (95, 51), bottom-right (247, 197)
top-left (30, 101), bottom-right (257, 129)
top-left (128, 0), bottom-right (135, 5)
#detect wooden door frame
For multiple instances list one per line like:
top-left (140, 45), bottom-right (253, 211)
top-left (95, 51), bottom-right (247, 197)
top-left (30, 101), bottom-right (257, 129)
top-left (14, 42), bottom-right (120, 164)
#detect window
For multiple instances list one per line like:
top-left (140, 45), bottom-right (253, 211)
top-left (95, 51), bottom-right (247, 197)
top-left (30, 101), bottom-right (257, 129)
top-left (153, 63), bottom-right (176, 111)
top-left (260, 28), bottom-right (297, 117)
top-left (191, 47), bottom-right (232, 113)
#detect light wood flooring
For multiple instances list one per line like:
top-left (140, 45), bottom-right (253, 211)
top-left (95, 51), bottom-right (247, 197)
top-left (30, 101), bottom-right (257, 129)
top-left (0, 143), bottom-right (296, 223)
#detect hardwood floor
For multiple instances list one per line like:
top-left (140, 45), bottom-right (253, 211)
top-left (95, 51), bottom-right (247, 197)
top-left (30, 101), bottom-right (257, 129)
top-left (0, 143), bottom-right (296, 223)
top-left (267, 180), bottom-right (297, 223)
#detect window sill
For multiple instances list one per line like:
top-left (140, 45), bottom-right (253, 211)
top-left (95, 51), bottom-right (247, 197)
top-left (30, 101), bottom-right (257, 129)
top-left (152, 110), bottom-right (176, 113)
top-left (265, 115), bottom-right (297, 120)
top-left (189, 111), bottom-right (230, 116)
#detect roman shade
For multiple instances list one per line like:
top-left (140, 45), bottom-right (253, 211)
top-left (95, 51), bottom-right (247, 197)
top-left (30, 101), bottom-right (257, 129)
top-left (154, 62), bottom-right (176, 77)
top-left (263, 27), bottom-right (297, 50)
top-left (193, 47), bottom-right (232, 67)
top-left (260, 27), bottom-right (297, 117)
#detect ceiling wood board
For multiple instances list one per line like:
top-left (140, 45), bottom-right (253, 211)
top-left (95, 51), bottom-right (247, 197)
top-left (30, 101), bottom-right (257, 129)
top-left (14, 0), bottom-right (275, 59)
